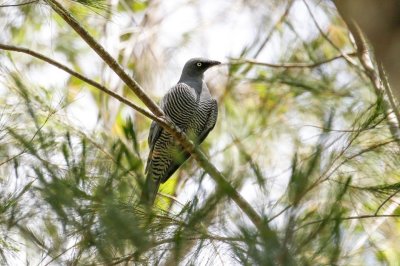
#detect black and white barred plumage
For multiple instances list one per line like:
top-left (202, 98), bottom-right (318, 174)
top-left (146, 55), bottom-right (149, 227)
top-left (141, 58), bottom-right (220, 206)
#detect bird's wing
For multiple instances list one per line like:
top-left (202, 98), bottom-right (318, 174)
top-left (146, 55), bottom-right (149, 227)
top-left (145, 120), bottom-right (162, 174)
top-left (197, 99), bottom-right (218, 144)
top-left (144, 89), bottom-right (170, 174)
top-left (145, 83), bottom-right (195, 173)
top-left (159, 149), bottom-right (190, 183)
top-left (162, 83), bottom-right (198, 128)
top-left (147, 83), bottom-right (198, 183)
top-left (160, 99), bottom-right (218, 183)
top-left (147, 92), bottom-right (170, 152)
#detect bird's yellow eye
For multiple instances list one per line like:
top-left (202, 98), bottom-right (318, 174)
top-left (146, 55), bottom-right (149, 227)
top-left (196, 62), bottom-right (202, 67)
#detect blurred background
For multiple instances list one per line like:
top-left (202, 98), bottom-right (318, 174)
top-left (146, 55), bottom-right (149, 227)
top-left (1, 0), bottom-right (400, 265)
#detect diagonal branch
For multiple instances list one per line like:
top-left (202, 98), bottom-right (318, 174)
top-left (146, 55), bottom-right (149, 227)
top-left (31, 0), bottom-right (288, 255)
top-left (0, 43), bottom-right (160, 123)
top-left (45, 0), bottom-right (163, 117)
top-left (0, 41), bottom-right (266, 240)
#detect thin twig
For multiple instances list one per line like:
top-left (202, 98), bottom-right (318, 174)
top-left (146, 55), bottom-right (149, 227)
top-left (374, 188), bottom-right (400, 216)
top-left (109, 235), bottom-right (244, 265)
top-left (0, 107), bottom-right (54, 166)
top-left (301, 113), bottom-right (387, 133)
top-left (235, 0), bottom-right (294, 79)
top-left (297, 214), bottom-right (400, 230)
top-left (252, 0), bottom-right (295, 58)
top-left (302, 0), bottom-right (358, 67)
top-left (379, 65), bottom-right (400, 130)
top-left (0, 0), bottom-right (38, 8)
top-left (232, 52), bottom-right (357, 69)
top-left (267, 205), bottom-right (292, 223)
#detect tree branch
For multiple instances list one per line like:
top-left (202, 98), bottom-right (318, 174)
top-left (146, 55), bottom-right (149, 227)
top-left (45, 0), bottom-right (163, 117)
top-left (35, 0), bottom-right (286, 255)
top-left (0, 39), bottom-right (266, 242)
top-left (374, 188), bottom-right (400, 216)
top-left (232, 52), bottom-right (357, 69)
top-left (0, 43), bottom-right (160, 123)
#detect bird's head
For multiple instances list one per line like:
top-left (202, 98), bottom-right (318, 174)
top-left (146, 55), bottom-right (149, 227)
top-left (180, 58), bottom-right (221, 81)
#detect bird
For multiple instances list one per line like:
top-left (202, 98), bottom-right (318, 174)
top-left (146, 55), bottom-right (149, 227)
top-left (141, 58), bottom-right (221, 206)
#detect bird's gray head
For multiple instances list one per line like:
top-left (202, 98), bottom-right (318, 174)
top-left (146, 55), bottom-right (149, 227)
top-left (179, 58), bottom-right (221, 82)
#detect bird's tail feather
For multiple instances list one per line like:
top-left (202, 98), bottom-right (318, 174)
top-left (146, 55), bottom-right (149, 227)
top-left (140, 166), bottom-right (160, 206)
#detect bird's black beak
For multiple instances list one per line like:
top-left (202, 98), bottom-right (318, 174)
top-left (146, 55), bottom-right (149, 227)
top-left (207, 60), bottom-right (221, 68)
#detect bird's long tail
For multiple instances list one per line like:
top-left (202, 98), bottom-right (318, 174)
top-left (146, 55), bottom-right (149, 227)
top-left (140, 166), bottom-right (161, 206)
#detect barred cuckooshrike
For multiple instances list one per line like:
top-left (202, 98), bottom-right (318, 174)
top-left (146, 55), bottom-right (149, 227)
top-left (141, 58), bottom-right (220, 206)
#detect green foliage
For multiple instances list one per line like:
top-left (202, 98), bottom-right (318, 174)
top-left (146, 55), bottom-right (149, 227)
top-left (1, 0), bottom-right (400, 265)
